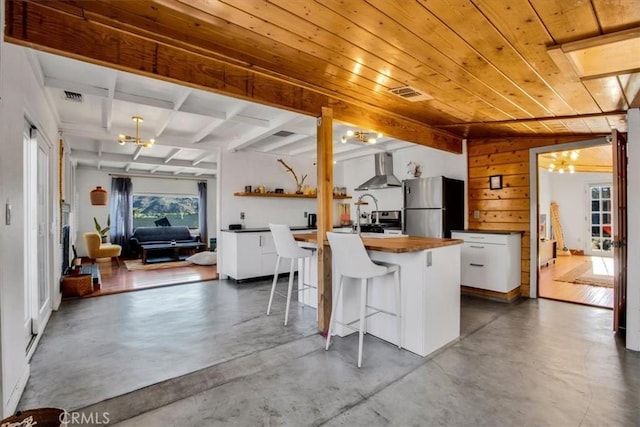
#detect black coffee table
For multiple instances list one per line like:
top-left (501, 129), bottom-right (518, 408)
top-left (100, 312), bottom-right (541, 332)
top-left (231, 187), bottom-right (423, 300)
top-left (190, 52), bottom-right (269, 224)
top-left (140, 242), bottom-right (205, 264)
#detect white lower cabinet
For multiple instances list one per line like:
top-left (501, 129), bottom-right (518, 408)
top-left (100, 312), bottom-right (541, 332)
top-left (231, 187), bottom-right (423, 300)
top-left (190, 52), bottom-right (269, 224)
top-left (451, 231), bottom-right (521, 293)
top-left (221, 231), bottom-right (294, 280)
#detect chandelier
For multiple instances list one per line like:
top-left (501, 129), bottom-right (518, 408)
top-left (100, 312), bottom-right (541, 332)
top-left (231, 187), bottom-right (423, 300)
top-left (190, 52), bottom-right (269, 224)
top-left (547, 150), bottom-right (579, 174)
top-left (118, 116), bottom-right (156, 148)
top-left (341, 129), bottom-right (383, 144)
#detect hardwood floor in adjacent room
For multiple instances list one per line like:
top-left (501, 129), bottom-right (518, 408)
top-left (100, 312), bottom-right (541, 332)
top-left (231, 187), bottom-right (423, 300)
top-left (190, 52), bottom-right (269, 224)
top-left (538, 255), bottom-right (613, 309)
top-left (81, 258), bottom-right (218, 298)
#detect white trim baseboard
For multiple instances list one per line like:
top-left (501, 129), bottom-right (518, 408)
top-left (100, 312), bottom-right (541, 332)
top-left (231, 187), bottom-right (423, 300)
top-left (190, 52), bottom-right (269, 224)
top-left (3, 364), bottom-right (29, 417)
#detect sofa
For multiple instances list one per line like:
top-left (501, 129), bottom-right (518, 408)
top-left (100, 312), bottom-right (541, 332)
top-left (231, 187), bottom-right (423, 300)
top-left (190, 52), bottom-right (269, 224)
top-left (130, 226), bottom-right (200, 256)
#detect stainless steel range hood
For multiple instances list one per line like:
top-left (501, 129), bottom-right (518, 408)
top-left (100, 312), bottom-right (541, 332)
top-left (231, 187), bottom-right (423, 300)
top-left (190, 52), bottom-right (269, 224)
top-left (355, 152), bottom-right (402, 191)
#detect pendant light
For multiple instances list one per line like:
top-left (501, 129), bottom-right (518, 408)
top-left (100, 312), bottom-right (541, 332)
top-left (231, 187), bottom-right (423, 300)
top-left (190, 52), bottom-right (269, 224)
top-left (90, 186), bottom-right (107, 205)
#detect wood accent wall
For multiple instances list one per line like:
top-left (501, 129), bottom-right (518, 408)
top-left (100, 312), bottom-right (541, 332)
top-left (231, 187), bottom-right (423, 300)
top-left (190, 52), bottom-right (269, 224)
top-left (467, 136), bottom-right (596, 296)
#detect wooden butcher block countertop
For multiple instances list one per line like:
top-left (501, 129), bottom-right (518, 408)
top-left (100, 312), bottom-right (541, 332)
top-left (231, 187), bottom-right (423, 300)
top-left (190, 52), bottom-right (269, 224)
top-left (293, 233), bottom-right (463, 254)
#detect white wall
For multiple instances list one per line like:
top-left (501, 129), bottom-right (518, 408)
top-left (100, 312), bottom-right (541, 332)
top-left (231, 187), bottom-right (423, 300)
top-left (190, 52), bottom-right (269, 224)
top-left (219, 150), bottom-right (326, 229)
top-left (0, 44), bottom-right (60, 416)
top-left (627, 108), bottom-right (639, 351)
top-left (219, 143), bottom-right (467, 233)
top-left (75, 168), bottom-right (217, 256)
top-left (342, 142), bottom-right (468, 223)
top-left (547, 171), bottom-right (611, 252)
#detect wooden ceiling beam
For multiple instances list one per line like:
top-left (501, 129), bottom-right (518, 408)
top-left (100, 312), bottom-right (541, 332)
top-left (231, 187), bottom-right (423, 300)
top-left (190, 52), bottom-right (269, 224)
top-left (72, 149), bottom-right (217, 172)
top-left (435, 111), bottom-right (627, 128)
top-left (5, 0), bottom-right (462, 154)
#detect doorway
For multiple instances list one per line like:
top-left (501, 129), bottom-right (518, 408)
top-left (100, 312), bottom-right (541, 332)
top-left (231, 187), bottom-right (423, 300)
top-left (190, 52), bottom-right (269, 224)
top-left (533, 141), bottom-right (614, 309)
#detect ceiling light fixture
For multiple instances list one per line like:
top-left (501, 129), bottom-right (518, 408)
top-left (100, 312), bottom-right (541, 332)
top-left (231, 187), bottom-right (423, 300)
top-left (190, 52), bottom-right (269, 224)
top-left (118, 116), bottom-right (155, 148)
top-left (340, 129), bottom-right (383, 145)
top-left (546, 150), bottom-right (579, 174)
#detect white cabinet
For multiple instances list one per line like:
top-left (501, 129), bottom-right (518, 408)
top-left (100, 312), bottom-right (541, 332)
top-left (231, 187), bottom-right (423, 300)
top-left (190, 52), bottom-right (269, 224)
top-left (221, 231), bottom-right (294, 281)
top-left (451, 231), bottom-right (521, 293)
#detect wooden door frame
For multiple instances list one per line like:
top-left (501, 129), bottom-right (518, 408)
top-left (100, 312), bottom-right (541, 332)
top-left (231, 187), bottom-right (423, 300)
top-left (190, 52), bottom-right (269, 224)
top-left (528, 137), bottom-right (610, 298)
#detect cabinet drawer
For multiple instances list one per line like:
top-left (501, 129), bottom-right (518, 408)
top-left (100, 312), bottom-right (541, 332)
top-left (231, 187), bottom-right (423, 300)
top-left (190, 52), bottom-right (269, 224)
top-left (460, 242), bottom-right (493, 266)
top-left (460, 242), bottom-right (509, 292)
top-left (452, 232), bottom-right (509, 245)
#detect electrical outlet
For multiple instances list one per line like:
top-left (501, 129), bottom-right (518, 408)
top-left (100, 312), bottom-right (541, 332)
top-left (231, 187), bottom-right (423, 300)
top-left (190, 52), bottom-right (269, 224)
top-left (240, 212), bottom-right (245, 220)
top-left (473, 210), bottom-right (480, 219)
top-left (304, 211), bottom-right (308, 218)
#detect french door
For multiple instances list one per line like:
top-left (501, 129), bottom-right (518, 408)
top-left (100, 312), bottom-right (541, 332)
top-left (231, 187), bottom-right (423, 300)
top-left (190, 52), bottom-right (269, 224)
top-left (23, 121), bottom-right (52, 350)
top-left (586, 183), bottom-right (613, 257)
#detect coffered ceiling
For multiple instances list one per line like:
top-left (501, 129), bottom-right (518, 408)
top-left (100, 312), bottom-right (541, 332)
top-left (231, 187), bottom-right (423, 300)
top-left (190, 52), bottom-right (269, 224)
top-left (5, 0), bottom-right (640, 172)
top-left (27, 50), bottom-right (414, 178)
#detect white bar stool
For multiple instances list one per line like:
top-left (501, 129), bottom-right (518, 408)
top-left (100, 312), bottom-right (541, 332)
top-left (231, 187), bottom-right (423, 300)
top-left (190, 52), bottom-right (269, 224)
top-left (267, 224), bottom-right (315, 326)
top-left (325, 232), bottom-right (402, 368)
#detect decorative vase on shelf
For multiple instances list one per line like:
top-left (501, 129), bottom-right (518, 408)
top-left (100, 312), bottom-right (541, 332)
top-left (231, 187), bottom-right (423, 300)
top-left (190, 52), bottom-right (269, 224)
top-left (295, 184), bottom-right (303, 194)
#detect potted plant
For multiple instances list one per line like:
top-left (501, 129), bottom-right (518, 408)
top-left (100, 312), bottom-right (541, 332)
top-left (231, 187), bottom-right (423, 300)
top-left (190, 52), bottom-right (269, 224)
top-left (94, 214), bottom-right (111, 243)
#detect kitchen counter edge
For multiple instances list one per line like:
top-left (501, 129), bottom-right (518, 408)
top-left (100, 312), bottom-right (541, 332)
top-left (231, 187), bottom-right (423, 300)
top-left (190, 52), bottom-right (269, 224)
top-left (222, 226), bottom-right (331, 233)
top-left (451, 229), bottom-right (524, 235)
top-left (294, 233), bottom-right (462, 253)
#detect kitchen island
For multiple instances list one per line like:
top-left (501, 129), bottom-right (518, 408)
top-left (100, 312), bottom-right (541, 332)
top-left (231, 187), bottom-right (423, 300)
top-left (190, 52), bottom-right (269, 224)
top-left (294, 233), bottom-right (463, 357)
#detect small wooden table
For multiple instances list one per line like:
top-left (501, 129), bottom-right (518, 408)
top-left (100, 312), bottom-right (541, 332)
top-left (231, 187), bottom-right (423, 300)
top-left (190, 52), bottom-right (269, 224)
top-left (539, 239), bottom-right (557, 268)
top-left (140, 242), bottom-right (205, 264)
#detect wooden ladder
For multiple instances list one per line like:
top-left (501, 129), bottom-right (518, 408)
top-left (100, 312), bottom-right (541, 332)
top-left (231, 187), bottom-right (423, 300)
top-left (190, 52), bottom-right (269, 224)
top-left (550, 202), bottom-right (571, 255)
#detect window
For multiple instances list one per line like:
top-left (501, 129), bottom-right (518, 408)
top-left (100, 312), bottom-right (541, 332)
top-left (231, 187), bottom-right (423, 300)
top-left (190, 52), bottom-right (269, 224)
top-left (589, 184), bottom-right (612, 253)
top-left (132, 194), bottom-right (199, 230)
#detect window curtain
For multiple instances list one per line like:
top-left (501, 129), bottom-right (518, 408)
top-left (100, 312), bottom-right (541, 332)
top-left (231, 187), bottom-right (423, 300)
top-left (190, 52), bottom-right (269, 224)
top-left (110, 177), bottom-right (133, 255)
top-left (198, 181), bottom-right (208, 248)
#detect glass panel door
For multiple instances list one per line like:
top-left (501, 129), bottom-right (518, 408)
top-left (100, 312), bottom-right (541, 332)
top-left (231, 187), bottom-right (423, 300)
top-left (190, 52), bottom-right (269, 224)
top-left (37, 140), bottom-right (51, 319)
top-left (588, 184), bottom-right (613, 255)
top-left (24, 123), bottom-right (52, 349)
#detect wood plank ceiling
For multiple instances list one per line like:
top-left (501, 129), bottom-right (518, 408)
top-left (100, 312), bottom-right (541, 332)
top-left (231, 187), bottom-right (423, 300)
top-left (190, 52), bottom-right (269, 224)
top-left (4, 0), bottom-right (639, 146)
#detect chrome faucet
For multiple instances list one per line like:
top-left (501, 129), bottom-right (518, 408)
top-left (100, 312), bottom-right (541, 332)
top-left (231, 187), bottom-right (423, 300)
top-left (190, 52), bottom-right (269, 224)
top-left (355, 193), bottom-right (379, 234)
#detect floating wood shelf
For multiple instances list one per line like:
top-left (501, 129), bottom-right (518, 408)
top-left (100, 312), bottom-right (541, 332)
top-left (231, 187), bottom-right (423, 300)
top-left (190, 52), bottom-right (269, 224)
top-left (233, 192), bottom-right (351, 199)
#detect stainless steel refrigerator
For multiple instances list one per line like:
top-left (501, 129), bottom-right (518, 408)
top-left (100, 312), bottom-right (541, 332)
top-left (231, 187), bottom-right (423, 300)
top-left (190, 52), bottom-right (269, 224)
top-left (403, 176), bottom-right (464, 238)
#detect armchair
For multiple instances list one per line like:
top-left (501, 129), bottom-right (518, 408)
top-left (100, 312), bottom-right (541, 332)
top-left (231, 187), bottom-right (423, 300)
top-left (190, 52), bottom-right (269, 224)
top-left (83, 232), bottom-right (122, 267)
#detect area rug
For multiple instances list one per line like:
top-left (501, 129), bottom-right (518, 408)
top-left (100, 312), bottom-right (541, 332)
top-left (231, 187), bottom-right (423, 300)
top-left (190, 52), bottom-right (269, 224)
top-left (124, 259), bottom-right (193, 271)
top-left (553, 260), bottom-right (613, 288)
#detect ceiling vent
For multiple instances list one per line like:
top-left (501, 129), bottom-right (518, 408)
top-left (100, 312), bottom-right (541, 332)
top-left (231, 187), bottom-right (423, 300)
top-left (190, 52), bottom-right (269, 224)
top-left (387, 86), bottom-right (432, 102)
top-left (63, 91), bottom-right (83, 103)
top-left (273, 130), bottom-right (295, 137)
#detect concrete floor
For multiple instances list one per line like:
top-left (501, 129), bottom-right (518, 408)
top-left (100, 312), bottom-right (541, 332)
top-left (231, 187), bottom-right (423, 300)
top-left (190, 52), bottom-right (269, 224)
top-left (19, 278), bottom-right (640, 426)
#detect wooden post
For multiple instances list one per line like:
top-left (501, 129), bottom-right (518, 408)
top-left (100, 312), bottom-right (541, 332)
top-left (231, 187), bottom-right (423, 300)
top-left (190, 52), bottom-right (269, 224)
top-left (317, 107), bottom-right (333, 332)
